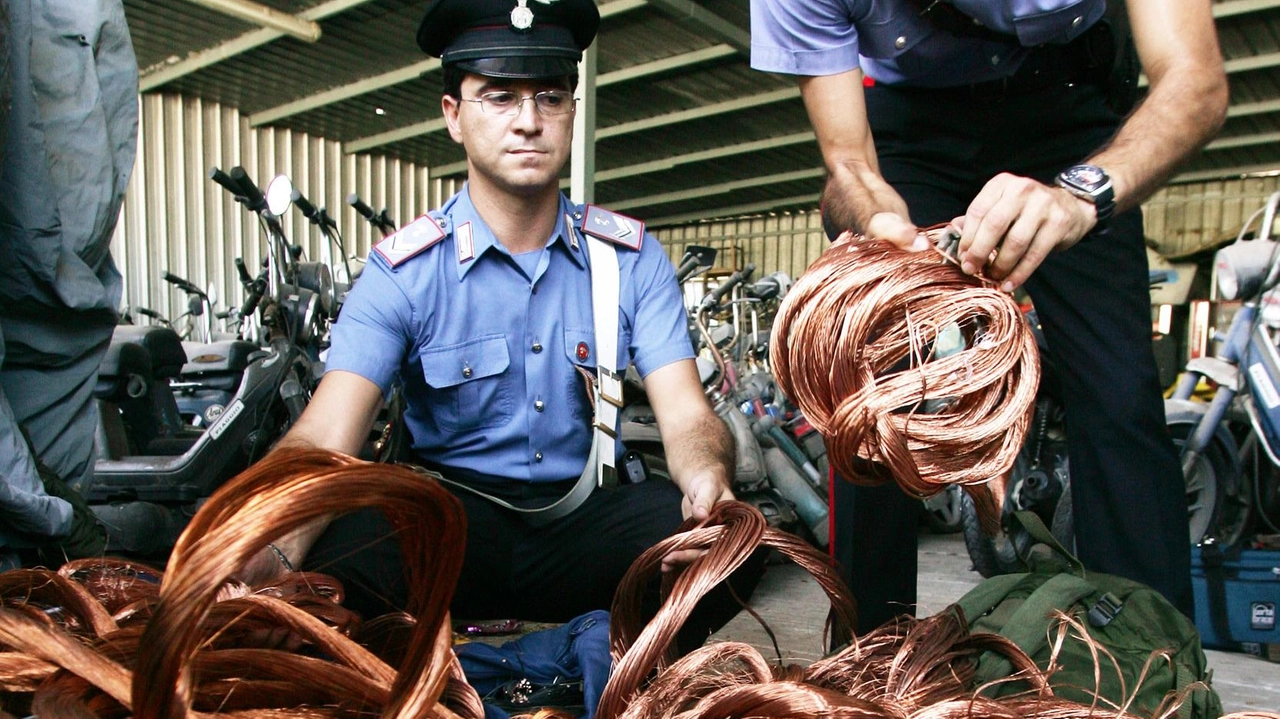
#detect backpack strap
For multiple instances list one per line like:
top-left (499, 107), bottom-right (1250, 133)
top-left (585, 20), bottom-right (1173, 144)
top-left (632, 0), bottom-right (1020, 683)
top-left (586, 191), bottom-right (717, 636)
top-left (973, 572), bottom-right (1097, 688)
top-left (1010, 509), bottom-right (1086, 575)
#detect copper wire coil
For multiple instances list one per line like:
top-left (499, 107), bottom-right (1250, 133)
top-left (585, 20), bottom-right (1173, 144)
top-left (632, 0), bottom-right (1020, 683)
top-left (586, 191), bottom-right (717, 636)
top-left (770, 231), bottom-right (1039, 529)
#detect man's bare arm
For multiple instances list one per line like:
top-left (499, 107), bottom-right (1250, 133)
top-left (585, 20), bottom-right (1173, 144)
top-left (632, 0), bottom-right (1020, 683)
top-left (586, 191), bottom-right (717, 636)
top-left (239, 370), bottom-right (385, 583)
top-left (799, 70), bottom-right (921, 247)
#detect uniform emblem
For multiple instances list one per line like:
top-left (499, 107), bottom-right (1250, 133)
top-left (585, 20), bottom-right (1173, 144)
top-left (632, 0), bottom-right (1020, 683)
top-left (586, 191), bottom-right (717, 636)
top-left (576, 342), bottom-right (590, 361)
top-left (374, 214), bottom-right (446, 267)
top-left (581, 205), bottom-right (644, 251)
top-left (565, 213), bottom-right (580, 250)
top-left (511, 0), bottom-right (533, 30)
top-left (456, 221), bottom-right (475, 263)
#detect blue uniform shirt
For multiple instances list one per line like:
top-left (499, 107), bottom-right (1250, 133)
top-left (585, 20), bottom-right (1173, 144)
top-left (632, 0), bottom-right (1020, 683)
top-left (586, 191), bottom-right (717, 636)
top-left (750, 0), bottom-right (1106, 87)
top-left (327, 186), bottom-right (693, 482)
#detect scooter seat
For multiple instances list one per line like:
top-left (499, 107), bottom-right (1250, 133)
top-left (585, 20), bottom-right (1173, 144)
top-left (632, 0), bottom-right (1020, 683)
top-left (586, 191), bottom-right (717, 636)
top-left (95, 341), bottom-right (152, 401)
top-left (112, 326), bottom-right (188, 379)
top-left (180, 339), bottom-right (261, 377)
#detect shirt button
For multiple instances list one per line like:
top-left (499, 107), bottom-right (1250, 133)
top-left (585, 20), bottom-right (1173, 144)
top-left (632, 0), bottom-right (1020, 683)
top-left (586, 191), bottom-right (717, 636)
top-left (991, 54), bottom-right (1001, 66)
top-left (532, 342), bottom-right (543, 353)
top-left (535, 400), bottom-right (545, 412)
top-left (894, 36), bottom-right (906, 50)
top-left (534, 452), bottom-right (543, 462)
top-left (462, 366), bottom-right (473, 378)
top-left (1071, 16), bottom-right (1083, 28)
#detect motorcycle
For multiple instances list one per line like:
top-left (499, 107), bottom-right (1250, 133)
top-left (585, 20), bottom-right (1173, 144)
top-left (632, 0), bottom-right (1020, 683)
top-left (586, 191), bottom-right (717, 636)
top-left (86, 168), bottom-right (333, 558)
top-left (959, 268), bottom-right (1218, 577)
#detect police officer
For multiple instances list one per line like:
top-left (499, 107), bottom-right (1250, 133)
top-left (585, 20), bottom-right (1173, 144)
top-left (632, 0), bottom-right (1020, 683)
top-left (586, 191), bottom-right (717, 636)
top-left (249, 0), bottom-right (757, 635)
top-left (0, 0), bottom-right (136, 568)
top-left (751, 0), bottom-right (1227, 631)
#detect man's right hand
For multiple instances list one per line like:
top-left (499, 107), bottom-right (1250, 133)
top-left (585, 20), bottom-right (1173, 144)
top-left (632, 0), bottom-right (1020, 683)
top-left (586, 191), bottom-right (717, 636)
top-left (864, 211), bottom-right (931, 252)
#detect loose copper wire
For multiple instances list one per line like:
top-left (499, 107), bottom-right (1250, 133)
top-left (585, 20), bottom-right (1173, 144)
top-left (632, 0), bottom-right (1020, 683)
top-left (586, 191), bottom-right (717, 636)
top-left (594, 501), bottom-right (1252, 719)
top-left (133, 448), bottom-right (479, 719)
top-left (0, 569), bottom-right (119, 639)
top-left (769, 232), bottom-right (1038, 530)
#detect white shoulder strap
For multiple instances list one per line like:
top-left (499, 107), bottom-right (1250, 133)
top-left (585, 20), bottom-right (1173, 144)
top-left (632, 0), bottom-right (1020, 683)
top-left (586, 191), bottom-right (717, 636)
top-left (585, 232), bottom-right (622, 487)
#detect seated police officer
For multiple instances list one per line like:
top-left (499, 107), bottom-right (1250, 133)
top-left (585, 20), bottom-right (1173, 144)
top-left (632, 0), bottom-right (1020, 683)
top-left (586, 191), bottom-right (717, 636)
top-left (246, 0), bottom-right (755, 636)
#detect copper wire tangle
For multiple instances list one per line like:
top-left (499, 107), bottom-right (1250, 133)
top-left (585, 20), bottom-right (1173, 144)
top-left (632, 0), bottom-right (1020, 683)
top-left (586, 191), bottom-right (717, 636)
top-left (769, 230), bottom-right (1040, 527)
top-left (0, 447), bottom-right (485, 719)
top-left (593, 501), bottom-right (1269, 719)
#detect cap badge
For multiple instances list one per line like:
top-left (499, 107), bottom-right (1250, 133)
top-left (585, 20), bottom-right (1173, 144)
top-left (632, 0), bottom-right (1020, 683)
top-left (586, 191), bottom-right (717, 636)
top-left (511, 0), bottom-right (534, 31)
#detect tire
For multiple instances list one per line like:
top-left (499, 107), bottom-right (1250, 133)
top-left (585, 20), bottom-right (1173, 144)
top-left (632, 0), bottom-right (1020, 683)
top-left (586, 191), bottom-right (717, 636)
top-left (961, 440), bottom-right (1073, 578)
top-left (1165, 407), bottom-right (1236, 544)
top-left (921, 485), bottom-right (963, 534)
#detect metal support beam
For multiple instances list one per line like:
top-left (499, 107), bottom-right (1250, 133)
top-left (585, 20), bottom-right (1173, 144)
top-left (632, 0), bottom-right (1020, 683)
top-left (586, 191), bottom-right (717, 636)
top-left (591, 131), bottom-right (815, 183)
top-left (646, 0), bottom-right (750, 53)
top-left (1175, 163), bottom-right (1280, 184)
top-left (182, 0), bottom-right (321, 42)
top-left (609, 168), bottom-right (824, 212)
top-left (571, 40), bottom-right (598, 205)
top-left (345, 118), bottom-right (448, 154)
top-left (1214, 0), bottom-right (1280, 18)
top-left (250, 60), bottom-right (439, 127)
top-left (1206, 130), bottom-right (1280, 151)
top-left (650, 193), bottom-right (821, 228)
top-left (141, 0), bottom-right (376, 91)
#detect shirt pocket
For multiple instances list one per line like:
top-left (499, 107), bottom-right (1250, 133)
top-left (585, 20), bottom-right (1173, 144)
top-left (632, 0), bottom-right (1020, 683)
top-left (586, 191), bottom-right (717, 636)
top-left (1012, 0), bottom-right (1097, 46)
top-left (564, 325), bottom-right (631, 373)
top-left (420, 335), bottom-right (513, 431)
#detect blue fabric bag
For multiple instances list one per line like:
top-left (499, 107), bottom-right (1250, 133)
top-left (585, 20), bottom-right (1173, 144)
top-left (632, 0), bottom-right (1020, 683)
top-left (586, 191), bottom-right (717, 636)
top-left (455, 610), bottom-right (611, 719)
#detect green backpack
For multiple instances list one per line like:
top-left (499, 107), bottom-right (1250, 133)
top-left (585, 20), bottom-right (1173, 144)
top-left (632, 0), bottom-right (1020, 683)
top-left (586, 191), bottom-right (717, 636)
top-left (955, 511), bottom-right (1223, 719)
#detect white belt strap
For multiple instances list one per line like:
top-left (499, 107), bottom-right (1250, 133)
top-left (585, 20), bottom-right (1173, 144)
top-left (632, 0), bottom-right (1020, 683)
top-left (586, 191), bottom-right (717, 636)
top-left (585, 233), bottom-right (622, 488)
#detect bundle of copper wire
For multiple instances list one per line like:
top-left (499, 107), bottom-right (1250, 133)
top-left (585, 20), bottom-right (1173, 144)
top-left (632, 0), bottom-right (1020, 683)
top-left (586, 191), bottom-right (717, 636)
top-left (769, 230), bottom-right (1039, 526)
top-left (595, 501), bottom-right (1267, 719)
top-left (0, 448), bottom-right (484, 719)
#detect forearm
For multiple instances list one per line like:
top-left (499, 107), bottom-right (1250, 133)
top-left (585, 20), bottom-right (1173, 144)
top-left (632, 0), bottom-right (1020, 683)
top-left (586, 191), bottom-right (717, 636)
top-left (662, 408), bottom-right (735, 497)
top-left (1090, 72), bottom-right (1227, 213)
top-left (822, 159), bottom-right (913, 235)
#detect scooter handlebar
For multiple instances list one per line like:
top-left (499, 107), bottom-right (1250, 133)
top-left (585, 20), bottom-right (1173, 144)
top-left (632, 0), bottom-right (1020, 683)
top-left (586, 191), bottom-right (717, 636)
top-left (208, 167), bottom-right (243, 197)
top-left (162, 271), bottom-right (205, 298)
top-left (291, 189), bottom-right (319, 220)
top-left (346, 193), bottom-right (376, 222)
top-left (229, 166), bottom-right (265, 211)
top-left (700, 263), bottom-right (756, 311)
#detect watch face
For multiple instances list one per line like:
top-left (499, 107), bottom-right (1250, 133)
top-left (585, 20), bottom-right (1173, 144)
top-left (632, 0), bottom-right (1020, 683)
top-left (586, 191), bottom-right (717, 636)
top-left (1063, 165), bottom-right (1107, 191)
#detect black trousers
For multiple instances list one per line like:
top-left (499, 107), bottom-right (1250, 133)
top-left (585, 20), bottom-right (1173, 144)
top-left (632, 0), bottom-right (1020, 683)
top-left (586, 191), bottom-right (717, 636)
top-left (831, 77), bottom-right (1193, 633)
top-left (304, 472), bottom-right (764, 648)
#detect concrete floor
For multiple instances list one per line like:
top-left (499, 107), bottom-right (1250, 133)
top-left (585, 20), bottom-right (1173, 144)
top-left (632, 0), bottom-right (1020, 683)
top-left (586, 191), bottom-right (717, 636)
top-left (708, 532), bottom-right (1280, 714)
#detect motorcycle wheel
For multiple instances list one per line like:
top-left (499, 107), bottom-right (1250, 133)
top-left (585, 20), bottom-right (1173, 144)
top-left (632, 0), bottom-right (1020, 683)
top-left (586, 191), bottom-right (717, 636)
top-left (921, 485), bottom-right (963, 534)
top-left (1166, 409), bottom-right (1234, 544)
top-left (960, 443), bottom-right (1073, 578)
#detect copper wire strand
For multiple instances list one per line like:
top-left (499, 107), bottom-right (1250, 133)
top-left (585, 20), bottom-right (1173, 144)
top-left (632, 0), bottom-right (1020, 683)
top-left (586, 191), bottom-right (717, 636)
top-left (769, 232), bottom-right (1038, 532)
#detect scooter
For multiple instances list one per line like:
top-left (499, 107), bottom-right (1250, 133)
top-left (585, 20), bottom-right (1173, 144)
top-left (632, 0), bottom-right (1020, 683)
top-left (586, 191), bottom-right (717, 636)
top-left (86, 168), bottom-right (328, 557)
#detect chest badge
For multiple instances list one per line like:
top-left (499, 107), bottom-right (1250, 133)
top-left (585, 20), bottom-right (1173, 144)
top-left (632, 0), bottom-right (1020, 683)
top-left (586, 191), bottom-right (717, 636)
top-left (576, 342), bottom-right (590, 362)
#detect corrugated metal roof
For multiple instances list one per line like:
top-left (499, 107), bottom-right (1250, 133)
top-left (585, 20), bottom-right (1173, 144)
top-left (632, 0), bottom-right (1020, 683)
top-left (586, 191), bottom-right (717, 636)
top-left (126, 0), bottom-right (1280, 226)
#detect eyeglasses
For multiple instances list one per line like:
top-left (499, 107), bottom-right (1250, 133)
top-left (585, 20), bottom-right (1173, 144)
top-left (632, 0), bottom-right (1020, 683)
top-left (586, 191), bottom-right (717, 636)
top-left (461, 90), bottom-right (577, 117)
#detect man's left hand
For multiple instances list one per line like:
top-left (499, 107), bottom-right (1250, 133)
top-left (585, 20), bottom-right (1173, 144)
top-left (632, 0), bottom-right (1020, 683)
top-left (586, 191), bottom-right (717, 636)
top-left (661, 472), bottom-right (733, 573)
top-left (957, 172), bottom-right (1098, 292)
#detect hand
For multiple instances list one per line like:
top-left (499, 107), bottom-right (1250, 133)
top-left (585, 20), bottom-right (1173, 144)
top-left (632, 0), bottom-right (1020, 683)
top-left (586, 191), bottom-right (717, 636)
top-left (661, 472), bottom-right (733, 573)
top-left (236, 544), bottom-right (293, 587)
top-left (865, 212), bottom-right (932, 251)
top-left (957, 172), bottom-right (1097, 292)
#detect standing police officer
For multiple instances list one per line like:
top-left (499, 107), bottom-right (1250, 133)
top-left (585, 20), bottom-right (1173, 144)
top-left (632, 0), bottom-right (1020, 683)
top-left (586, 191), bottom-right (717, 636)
top-left (751, 0), bottom-right (1227, 632)
top-left (249, 0), bottom-right (756, 636)
top-left (0, 0), bottom-right (137, 568)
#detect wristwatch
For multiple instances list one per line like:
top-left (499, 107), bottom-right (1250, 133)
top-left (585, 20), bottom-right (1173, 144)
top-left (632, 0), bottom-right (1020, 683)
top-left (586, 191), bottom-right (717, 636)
top-left (1055, 164), bottom-right (1115, 228)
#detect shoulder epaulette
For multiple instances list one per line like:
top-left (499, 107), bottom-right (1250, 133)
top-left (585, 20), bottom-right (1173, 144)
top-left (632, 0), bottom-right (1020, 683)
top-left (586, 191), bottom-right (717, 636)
top-left (373, 214), bottom-right (447, 267)
top-left (580, 204), bottom-right (644, 251)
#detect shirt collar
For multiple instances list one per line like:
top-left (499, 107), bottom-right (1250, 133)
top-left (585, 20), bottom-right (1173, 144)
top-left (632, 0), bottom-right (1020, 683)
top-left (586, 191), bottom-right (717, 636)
top-left (452, 187), bottom-right (587, 279)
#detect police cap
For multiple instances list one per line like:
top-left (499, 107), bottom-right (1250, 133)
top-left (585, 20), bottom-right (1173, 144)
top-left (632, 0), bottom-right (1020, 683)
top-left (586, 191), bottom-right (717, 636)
top-left (417, 0), bottom-right (601, 79)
